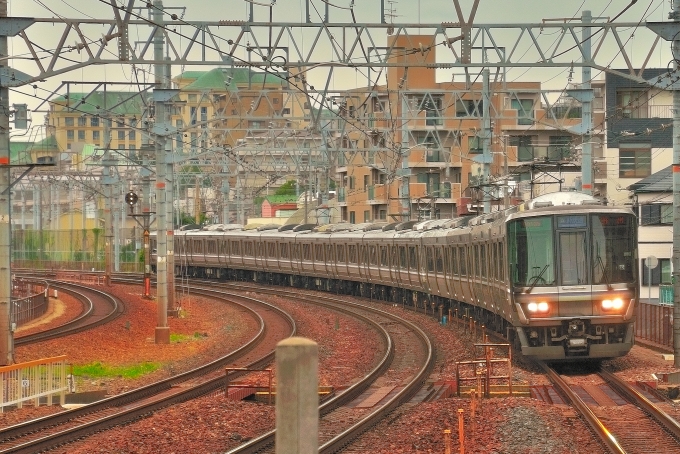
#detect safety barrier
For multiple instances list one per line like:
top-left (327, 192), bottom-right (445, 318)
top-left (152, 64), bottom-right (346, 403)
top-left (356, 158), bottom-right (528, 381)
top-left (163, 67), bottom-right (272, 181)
top-left (635, 301), bottom-right (673, 349)
top-left (11, 280), bottom-right (48, 327)
top-left (0, 355), bottom-right (68, 412)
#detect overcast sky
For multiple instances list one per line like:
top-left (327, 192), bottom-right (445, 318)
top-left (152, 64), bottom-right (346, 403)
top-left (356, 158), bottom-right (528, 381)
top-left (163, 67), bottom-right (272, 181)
top-left (6, 0), bottom-right (673, 135)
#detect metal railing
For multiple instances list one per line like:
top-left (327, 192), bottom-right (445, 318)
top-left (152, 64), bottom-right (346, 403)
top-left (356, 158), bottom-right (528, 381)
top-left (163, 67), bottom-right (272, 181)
top-left (0, 356), bottom-right (68, 412)
top-left (635, 301), bottom-right (673, 349)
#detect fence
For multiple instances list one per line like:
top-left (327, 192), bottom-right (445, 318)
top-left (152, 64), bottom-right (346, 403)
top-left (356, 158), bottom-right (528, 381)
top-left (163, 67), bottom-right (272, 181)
top-left (0, 356), bottom-right (68, 412)
top-left (11, 289), bottom-right (48, 328)
top-left (12, 228), bottom-right (144, 272)
top-left (635, 301), bottom-right (673, 349)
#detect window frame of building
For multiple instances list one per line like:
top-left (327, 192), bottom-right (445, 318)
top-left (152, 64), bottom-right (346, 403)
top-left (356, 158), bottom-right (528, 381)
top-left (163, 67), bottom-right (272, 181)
top-left (349, 211), bottom-right (356, 223)
top-left (77, 130), bottom-right (85, 140)
top-left (510, 135), bottom-right (535, 161)
top-left (511, 98), bottom-right (535, 125)
top-left (117, 130), bottom-right (126, 141)
top-left (640, 204), bottom-right (673, 226)
top-left (455, 99), bottom-right (481, 117)
top-left (78, 116), bottom-right (87, 127)
top-left (619, 143), bottom-right (651, 178)
top-left (65, 117), bottom-right (74, 126)
top-left (90, 116), bottom-right (99, 127)
top-left (66, 130), bottom-right (74, 140)
top-left (642, 258), bottom-right (671, 285)
top-left (92, 130), bottom-right (100, 141)
top-left (548, 135), bottom-right (572, 160)
top-left (616, 89), bottom-right (647, 119)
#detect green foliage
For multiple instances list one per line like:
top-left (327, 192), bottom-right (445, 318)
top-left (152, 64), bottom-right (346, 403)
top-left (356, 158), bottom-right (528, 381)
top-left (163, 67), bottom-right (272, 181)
top-left (73, 361), bottom-right (159, 379)
top-left (275, 180), bottom-right (305, 195)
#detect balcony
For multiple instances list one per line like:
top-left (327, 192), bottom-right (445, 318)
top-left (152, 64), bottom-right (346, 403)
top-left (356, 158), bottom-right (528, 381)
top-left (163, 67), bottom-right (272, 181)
top-left (618, 104), bottom-right (672, 119)
top-left (337, 188), bottom-right (346, 204)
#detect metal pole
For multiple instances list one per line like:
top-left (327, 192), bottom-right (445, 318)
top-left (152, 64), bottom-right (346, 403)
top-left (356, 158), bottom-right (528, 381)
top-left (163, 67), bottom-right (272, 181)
top-left (482, 68), bottom-right (491, 213)
top-left (0, 0), bottom-right (12, 365)
top-left (581, 10), bottom-right (593, 195)
top-left (103, 113), bottom-right (113, 285)
top-left (401, 93), bottom-right (411, 221)
top-left (673, 0), bottom-right (680, 367)
top-left (153, 0), bottom-right (169, 343)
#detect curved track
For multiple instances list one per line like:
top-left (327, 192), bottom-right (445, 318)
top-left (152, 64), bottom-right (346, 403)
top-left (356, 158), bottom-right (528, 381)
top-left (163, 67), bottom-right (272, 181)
top-left (15, 280), bottom-right (124, 345)
top-left (0, 288), bottom-right (295, 454)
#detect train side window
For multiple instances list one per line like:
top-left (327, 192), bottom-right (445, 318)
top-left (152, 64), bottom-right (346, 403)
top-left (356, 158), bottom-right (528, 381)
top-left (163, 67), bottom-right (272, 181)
top-left (207, 240), bottom-right (216, 254)
top-left (348, 245), bottom-right (357, 263)
top-left (231, 241), bottom-right (240, 255)
top-left (426, 247), bottom-right (435, 272)
top-left (220, 240), bottom-right (228, 255)
top-left (268, 243), bottom-right (276, 257)
top-left (409, 246), bottom-right (418, 270)
top-left (302, 244), bottom-right (311, 261)
top-left (360, 245), bottom-right (368, 264)
top-left (435, 247), bottom-right (444, 273)
top-left (459, 247), bottom-right (467, 276)
top-left (480, 245), bottom-right (487, 278)
top-left (451, 247), bottom-right (458, 274)
top-left (390, 246), bottom-right (398, 269)
top-left (325, 244), bottom-right (333, 261)
top-left (499, 242), bottom-right (505, 281)
top-left (292, 244), bottom-right (300, 260)
top-left (195, 240), bottom-right (204, 254)
top-left (337, 244), bottom-right (345, 262)
top-left (280, 243), bottom-right (288, 259)
top-left (492, 243), bottom-right (498, 280)
top-left (315, 244), bottom-right (324, 261)
top-left (380, 246), bottom-right (388, 266)
top-left (370, 246), bottom-right (378, 265)
top-left (399, 246), bottom-right (407, 268)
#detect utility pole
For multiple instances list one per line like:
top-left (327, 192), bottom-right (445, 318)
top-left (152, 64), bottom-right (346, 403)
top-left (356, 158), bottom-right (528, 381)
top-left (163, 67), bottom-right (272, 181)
top-left (102, 112), bottom-right (113, 286)
top-left (581, 10), bottom-right (593, 195)
top-left (482, 68), bottom-right (491, 214)
top-left (153, 0), bottom-right (169, 344)
top-left (0, 0), bottom-right (12, 365)
top-left (400, 93), bottom-right (411, 221)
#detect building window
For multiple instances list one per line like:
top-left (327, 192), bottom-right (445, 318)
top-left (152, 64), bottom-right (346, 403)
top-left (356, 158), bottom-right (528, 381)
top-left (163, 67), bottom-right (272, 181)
top-left (90, 117), bottom-right (99, 127)
top-left (129, 130), bottom-right (136, 140)
top-left (65, 117), bottom-right (74, 126)
top-left (118, 144), bottom-right (125, 150)
top-left (468, 136), bottom-right (483, 154)
top-left (424, 96), bottom-right (443, 126)
top-left (200, 106), bottom-right (208, 125)
top-left (66, 130), bottom-right (74, 140)
top-left (176, 133), bottom-right (183, 152)
top-left (348, 176), bottom-right (355, 189)
top-left (77, 130), bottom-right (85, 140)
top-left (118, 130), bottom-right (125, 140)
top-left (641, 204), bottom-right (673, 226)
top-left (282, 108), bottom-right (290, 115)
top-left (349, 211), bottom-right (356, 223)
top-left (619, 143), bottom-right (651, 178)
top-left (616, 89), bottom-right (647, 119)
top-left (273, 98), bottom-right (279, 105)
top-left (642, 258), bottom-right (671, 285)
top-left (116, 119), bottom-right (125, 128)
top-left (511, 98), bottom-right (534, 125)
top-left (92, 130), bottom-right (100, 141)
top-left (190, 132), bottom-right (198, 153)
top-left (364, 210), bottom-right (370, 222)
top-left (456, 99), bottom-right (480, 117)
top-left (379, 209), bottom-right (387, 220)
top-left (78, 116), bottom-right (87, 126)
top-left (510, 135), bottom-right (535, 161)
top-left (548, 135), bottom-right (572, 160)
top-left (190, 107), bottom-right (197, 125)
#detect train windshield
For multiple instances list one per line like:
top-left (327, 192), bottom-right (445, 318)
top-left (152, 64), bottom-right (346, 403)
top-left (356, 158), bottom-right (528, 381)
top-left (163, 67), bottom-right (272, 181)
top-left (508, 216), bottom-right (555, 287)
top-left (591, 214), bottom-right (636, 284)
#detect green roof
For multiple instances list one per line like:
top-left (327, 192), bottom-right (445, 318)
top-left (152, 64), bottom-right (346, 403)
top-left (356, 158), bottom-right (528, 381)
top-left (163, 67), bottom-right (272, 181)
top-left (182, 68), bottom-right (287, 91)
top-left (10, 136), bottom-right (59, 163)
top-left (263, 195), bottom-right (298, 204)
top-left (52, 91), bottom-right (144, 115)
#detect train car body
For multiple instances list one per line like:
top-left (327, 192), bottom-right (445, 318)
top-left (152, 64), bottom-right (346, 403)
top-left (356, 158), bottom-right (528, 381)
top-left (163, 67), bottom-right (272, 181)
top-left (154, 192), bottom-right (638, 361)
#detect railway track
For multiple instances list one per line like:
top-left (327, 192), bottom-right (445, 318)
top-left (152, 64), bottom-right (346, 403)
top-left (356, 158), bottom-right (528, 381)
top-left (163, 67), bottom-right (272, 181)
top-left (15, 280), bottom-right (124, 345)
top-left (540, 362), bottom-right (680, 453)
top-left (0, 288), bottom-right (296, 454)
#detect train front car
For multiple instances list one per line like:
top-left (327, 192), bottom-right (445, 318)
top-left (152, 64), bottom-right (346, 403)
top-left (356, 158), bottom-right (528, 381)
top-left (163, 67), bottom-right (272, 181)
top-left (508, 192), bottom-right (637, 361)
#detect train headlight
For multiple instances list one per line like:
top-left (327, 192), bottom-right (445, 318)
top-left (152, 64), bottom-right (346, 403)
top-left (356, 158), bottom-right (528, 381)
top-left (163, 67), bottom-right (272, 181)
top-left (527, 302), bottom-right (549, 313)
top-left (602, 298), bottom-right (624, 311)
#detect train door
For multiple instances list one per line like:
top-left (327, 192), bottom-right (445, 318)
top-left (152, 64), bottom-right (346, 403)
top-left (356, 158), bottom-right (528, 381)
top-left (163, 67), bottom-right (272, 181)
top-left (557, 227), bottom-right (592, 316)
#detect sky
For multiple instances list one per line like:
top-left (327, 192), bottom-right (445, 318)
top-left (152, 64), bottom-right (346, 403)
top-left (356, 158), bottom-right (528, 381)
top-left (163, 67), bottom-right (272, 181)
top-left (5, 0), bottom-right (674, 138)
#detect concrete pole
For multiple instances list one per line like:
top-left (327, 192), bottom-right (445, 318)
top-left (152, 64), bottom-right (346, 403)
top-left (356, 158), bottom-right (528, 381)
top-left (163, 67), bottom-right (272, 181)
top-left (153, 0), bottom-right (169, 343)
top-left (275, 337), bottom-right (318, 454)
top-left (581, 10), bottom-right (593, 195)
top-left (103, 114), bottom-right (113, 285)
top-left (482, 68), bottom-right (491, 214)
top-left (672, 0), bottom-right (680, 367)
top-left (0, 0), bottom-right (12, 365)
top-left (400, 93), bottom-right (411, 221)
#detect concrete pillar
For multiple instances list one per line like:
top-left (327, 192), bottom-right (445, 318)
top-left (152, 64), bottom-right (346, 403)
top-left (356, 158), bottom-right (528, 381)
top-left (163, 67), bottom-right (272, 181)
top-left (275, 337), bottom-right (318, 454)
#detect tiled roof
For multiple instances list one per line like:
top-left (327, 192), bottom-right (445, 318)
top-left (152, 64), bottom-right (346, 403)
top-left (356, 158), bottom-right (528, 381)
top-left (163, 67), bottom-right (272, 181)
top-left (628, 166), bottom-right (672, 193)
top-left (51, 91), bottom-right (145, 115)
top-left (182, 68), bottom-right (286, 91)
top-left (263, 195), bottom-right (298, 204)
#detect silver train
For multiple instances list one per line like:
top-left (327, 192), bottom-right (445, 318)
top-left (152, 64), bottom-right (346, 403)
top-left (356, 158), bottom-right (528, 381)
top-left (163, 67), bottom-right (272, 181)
top-left (153, 192), bottom-right (638, 361)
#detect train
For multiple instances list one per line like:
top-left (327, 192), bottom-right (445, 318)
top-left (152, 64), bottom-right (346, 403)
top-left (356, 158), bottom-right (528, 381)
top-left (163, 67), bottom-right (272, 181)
top-left (152, 191), bottom-right (638, 361)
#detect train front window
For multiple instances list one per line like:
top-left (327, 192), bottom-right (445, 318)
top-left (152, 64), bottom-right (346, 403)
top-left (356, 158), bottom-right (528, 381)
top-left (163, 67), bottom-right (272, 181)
top-left (559, 231), bottom-right (587, 285)
top-left (508, 216), bottom-right (555, 287)
top-left (591, 214), bottom-right (635, 284)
